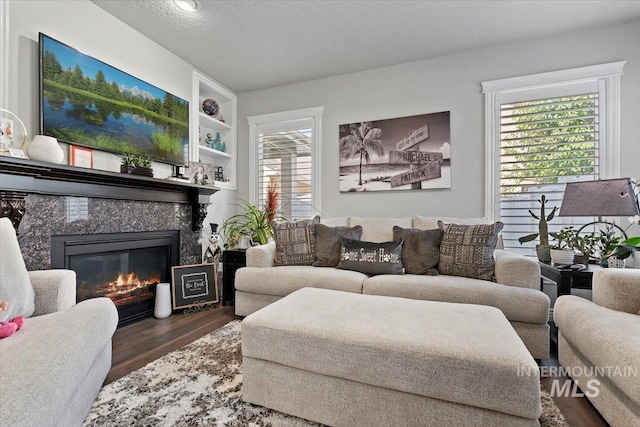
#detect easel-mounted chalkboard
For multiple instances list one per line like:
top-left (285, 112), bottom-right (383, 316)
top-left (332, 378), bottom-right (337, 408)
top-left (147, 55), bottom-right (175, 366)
top-left (171, 264), bottom-right (219, 310)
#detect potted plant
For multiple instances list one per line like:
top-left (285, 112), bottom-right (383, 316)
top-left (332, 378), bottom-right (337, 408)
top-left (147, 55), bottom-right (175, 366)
top-left (221, 198), bottom-right (283, 249)
top-left (568, 231), bottom-right (597, 265)
top-left (606, 236), bottom-right (640, 268)
top-left (120, 153), bottom-right (153, 177)
top-left (550, 227), bottom-right (577, 265)
top-left (518, 195), bottom-right (557, 262)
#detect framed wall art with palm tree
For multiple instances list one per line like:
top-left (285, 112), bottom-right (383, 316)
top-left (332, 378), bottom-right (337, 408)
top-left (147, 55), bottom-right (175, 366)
top-left (338, 111), bottom-right (451, 192)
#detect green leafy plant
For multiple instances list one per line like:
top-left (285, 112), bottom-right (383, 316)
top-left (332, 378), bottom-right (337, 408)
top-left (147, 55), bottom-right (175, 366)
top-left (606, 236), bottom-right (640, 260)
top-left (120, 153), bottom-right (152, 168)
top-left (221, 199), bottom-right (285, 248)
top-left (518, 195), bottom-right (557, 246)
top-left (552, 227), bottom-right (577, 250)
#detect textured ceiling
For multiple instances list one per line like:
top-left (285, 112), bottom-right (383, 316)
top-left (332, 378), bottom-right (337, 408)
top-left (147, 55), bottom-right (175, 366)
top-left (90, 0), bottom-right (640, 94)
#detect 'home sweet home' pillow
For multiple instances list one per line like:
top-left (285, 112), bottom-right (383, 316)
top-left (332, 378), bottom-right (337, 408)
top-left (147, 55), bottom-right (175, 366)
top-left (273, 216), bottom-right (320, 266)
top-left (392, 226), bottom-right (443, 275)
top-left (337, 238), bottom-right (404, 275)
top-left (437, 220), bottom-right (503, 281)
top-left (312, 224), bottom-right (363, 267)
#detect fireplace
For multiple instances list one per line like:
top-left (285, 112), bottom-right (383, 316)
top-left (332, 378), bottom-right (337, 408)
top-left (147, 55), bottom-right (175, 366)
top-left (51, 230), bottom-right (180, 327)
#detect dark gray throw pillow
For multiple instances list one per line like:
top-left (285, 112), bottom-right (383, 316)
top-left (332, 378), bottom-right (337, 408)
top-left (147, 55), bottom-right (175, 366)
top-left (437, 220), bottom-right (503, 281)
top-left (337, 238), bottom-right (404, 275)
top-left (392, 226), bottom-right (443, 275)
top-left (313, 224), bottom-right (363, 267)
top-left (273, 216), bottom-right (321, 266)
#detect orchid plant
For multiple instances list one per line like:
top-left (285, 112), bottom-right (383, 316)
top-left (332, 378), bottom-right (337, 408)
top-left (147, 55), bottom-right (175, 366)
top-left (606, 215), bottom-right (640, 260)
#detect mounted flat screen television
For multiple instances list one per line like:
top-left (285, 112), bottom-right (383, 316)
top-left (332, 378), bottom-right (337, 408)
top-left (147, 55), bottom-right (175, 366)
top-left (39, 33), bottom-right (189, 165)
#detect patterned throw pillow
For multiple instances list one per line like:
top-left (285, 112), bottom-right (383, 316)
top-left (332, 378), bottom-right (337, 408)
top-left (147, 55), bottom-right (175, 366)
top-left (273, 216), bottom-right (321, 266)
top-left (437, 220), bottom-right (504, 281)
top-left (337, 238), bottom-right (404, 275)
top-left (393, 226), bottom-right (443, 275)
top-left (312, 224), bottom-right (363, 267)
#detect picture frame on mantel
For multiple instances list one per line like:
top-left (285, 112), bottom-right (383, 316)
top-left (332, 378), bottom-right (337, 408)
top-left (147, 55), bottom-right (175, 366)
top-left (171, 263), bottom-right (219, 310)
top-left (69, 145), bottom-right (93, 168)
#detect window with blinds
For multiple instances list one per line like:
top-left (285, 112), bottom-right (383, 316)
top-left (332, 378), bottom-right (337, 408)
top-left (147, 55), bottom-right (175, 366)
top-left (500, 93), bottom-right (600, 256)
top-left (257, 126), bottom-right (313, 220)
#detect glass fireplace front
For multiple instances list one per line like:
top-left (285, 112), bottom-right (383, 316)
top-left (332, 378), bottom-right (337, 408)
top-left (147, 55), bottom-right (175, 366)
top-left (51, 230), bottom-right (180, 327)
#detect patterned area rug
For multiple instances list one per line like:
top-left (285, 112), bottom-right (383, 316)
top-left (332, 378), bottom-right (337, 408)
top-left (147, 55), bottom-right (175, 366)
top-left (84, 321), bottom-right (568, 426)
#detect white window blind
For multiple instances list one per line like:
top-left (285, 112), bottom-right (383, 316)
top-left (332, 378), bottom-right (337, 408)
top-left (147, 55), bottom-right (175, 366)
top-left (500, 93), bottom-right (600, 256)
top-left (257, 125), bottom-right (313, 220)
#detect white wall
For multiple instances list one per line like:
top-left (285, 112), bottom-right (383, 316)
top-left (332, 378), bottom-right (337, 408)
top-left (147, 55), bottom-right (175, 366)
top-left (237, 19), bottom-right (640, 219)
top-left (5, 0), bottom-right (236, 246)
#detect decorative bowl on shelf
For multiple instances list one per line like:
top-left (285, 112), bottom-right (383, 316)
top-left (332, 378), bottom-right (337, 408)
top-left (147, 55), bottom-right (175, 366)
top-left (202, 98), bottom-right (219, 117)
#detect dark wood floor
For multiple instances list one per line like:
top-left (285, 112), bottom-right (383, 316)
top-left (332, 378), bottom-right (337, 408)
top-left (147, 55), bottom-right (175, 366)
top-left (108, 306), bottom-right (609, 426)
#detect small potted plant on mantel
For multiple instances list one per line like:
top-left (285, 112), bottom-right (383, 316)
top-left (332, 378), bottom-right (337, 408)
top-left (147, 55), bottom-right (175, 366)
top-left (119, 153), bottom-right (153, 177)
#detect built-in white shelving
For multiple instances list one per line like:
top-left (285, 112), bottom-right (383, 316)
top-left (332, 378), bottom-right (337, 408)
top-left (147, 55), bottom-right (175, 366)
top-left (190, 70), bottom-right (237, 190)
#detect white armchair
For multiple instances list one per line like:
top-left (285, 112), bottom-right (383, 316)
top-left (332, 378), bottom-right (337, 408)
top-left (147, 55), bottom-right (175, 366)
top-left (554, 269), bottom-right (640, 427)
top-left (0, 218), bottom-right (118, 426)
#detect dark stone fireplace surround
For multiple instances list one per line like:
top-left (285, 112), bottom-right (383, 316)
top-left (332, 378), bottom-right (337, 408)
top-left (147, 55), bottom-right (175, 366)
top-left (0, 156), bottom-right (217, 271)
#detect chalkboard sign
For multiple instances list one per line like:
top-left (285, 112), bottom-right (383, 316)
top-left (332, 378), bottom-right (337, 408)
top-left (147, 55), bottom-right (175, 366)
top-left (171, 264), bottom-right (219, 309)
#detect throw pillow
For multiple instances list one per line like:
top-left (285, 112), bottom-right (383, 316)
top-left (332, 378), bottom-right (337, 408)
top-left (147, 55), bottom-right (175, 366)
top-left (437, 220), bottom-right (504, 281)
top-left (0, 218), bottom-right (35, 321)
top-left (392, 226), bottom-right (443, 275)
top-left (337, 238), bottom-right (404, 275)
top-left (273, 216), bottom-right (321, 266)
top-left (312, 224), bottom-right (363, 267)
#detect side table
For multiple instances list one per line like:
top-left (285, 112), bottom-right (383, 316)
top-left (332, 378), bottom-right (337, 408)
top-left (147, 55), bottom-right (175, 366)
top-left (539, 261), bottom-right (603, 298)
top-left (222, 248), bottom-right (246, 306)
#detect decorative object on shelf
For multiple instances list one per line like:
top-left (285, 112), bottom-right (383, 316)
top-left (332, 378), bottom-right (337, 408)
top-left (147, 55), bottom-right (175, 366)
top-left (211, 132), bottom-right (226, 152)
top-left (204, 132), bottom-right (215, 148)
top-left (173, 164), bottom-right (186, 179)
top-left (218, 115), bottom-right (225, 123)
top-left (119, 153), bottom-right (153, 177)
top-left (153, 282), bottom-right (173, 319)
top-left (202, 98), bottom-right (219, 117)
top-left (40, 34), bottom-right (189, 165)
top-left (214, 166), bottom-right (224, 182)
top-left (26, 135), bottom-right (64, 163)
top-left (69, 145), bottom-right (93, 168)
top-left (0, 108), bottom-right (27, 151)
top-left (517, 195), bottom-right (557, 262)
top-left (170, 263), bottom-right (219, 310)
top-left (550, 227), bottom-right (576, 265)
top-left (186, 161), bottom-right (214, 186)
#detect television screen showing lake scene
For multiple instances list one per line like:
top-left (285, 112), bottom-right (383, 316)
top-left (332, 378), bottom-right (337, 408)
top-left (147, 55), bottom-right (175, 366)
top-left (40, 33), bottom-right (189, 165)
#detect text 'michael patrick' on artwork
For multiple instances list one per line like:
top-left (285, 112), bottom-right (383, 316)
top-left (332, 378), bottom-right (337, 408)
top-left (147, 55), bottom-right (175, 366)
top-left (338, 111), bottom-right (451, 193)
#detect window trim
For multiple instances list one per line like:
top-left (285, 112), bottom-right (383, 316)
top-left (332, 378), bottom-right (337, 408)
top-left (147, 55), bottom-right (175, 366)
top-left (481, 61), bottom-right (625, 221)
top-left (247, 106), bottom-right (324, 216)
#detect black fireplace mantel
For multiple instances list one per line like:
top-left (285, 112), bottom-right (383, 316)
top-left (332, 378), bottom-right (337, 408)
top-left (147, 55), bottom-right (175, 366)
top-left (0, 156), bottom-right (218, 231)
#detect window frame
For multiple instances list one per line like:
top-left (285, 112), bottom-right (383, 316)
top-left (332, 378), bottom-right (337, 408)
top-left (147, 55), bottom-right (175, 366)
top-left (482, 61), bottom-right (625, 222)
top-left (248, 106), bottom-right (324, 217)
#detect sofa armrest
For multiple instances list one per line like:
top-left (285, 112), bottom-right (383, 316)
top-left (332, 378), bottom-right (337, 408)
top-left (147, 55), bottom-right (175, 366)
top-left (494, 249), bottom-right (540, 290)
top-left (28, 270), bottom-right (76, 316)
top-left (246, 243), bottom-right (276, 268)
top-left (592, 269), bottom-right (640, 315)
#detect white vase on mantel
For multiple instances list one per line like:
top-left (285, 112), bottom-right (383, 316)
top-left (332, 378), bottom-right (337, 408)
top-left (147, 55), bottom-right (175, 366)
top-left (27, 135), bottom-right (64, 163)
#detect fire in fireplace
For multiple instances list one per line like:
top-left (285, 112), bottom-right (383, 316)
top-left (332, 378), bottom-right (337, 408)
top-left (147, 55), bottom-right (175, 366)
top-left (51, 230), bottom-right (180, 327)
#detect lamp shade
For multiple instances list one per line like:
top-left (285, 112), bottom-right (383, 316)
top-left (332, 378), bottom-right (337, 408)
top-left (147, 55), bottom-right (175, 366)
top-left (559, 178), bottom-right (640, 217)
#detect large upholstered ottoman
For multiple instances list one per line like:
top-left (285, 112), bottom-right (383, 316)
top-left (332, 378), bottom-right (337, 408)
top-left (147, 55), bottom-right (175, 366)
top-left (242, 288), bottom-right (542, 427)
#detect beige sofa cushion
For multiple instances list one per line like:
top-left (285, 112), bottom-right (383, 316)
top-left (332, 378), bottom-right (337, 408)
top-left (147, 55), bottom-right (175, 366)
top-left (363, 274), bottom-right (549, 324)
top-left (235, 266), bottom-right (366, 296)
top-left (321, 217), bottom-right (350, 227)
top-left (412, 216), bottom-right (492, 230)
top-left (242, 288), bottom-right (541, 420)
top-left (349, 217), bottom-right (412, 242)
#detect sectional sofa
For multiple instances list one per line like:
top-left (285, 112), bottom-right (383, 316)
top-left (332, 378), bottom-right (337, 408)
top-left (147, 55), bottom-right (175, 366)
top-left (234, 216), bottom-right (550, 360)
